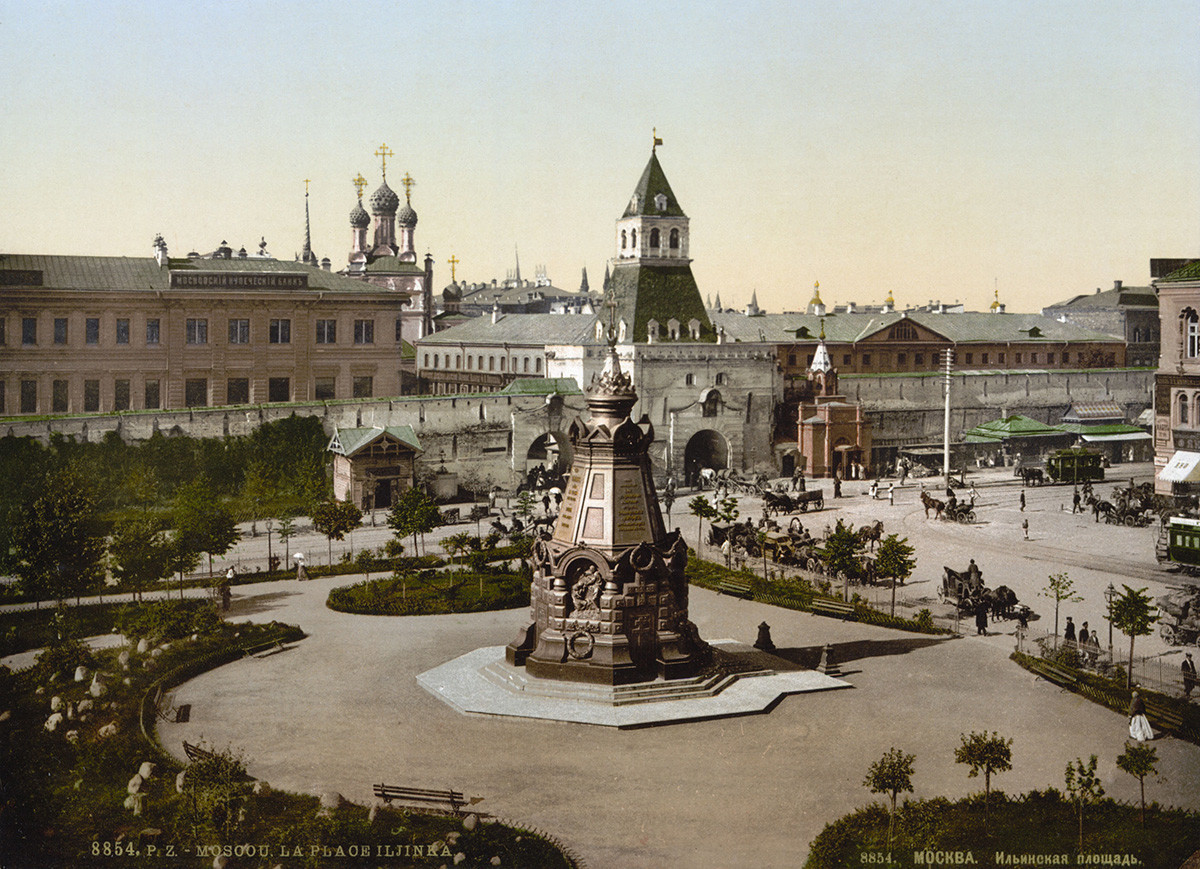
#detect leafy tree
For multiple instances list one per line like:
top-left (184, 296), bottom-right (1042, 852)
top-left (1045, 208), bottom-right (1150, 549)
top-left (688, 496), bottom-right (717, 552)
top-left (12, 468), bottom-right (107, 606)
top-left (387, 487), bottom-right (443, 556)
top-left (311, 499), bottom-right (363, 564)
top-left (166, 530), bottom-right (202, 601)
top-left (181, 744), bottom-right (253, 841)
top-left (954, 731), bottom-right (1013, 825)
top-left (1116, 741), bottom-right (1158, 826)
top-left (715, 495), bottom-right (739, 524)
top-left (1039, 571), bottom-right (1083, 650)
top-left (820, 519), bottom-right (864, 584)
top-left (863, 747), bottom-right (914, 849)
top-left (875, 533), bottom-right (916, 617)
top-left (1064, 755), bottom-right (1104, 852)
top-left (1107, 585), bottom-right (1159, 689)
top-left (443, 531), bottom-right (473, 569)
top-left (238, 460), bottom-right (275, 537)
top-left (109, 515), bottom-right (175, 602)
top-left (277, 513), bottom-right (296, 563)
top-left (513, 490), bottom-right (537, 526)
top-left (173, 477), bottom-right (240, 576)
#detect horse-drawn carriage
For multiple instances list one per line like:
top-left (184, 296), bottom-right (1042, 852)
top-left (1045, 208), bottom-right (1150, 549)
top-left (939, 561), bottom-right (1024, 620)
top-left (920, 491), bottom-right (976, 524)
top-left (764, 488), bottom-right (824, 515)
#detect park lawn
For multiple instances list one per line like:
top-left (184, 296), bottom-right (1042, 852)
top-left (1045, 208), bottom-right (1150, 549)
top-left (327, 569), bottom-right (531, 616)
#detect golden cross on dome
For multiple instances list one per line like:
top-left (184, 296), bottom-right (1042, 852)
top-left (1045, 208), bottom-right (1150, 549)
top-left (352, 173), bottom-right (367, 199)
top-left (447, 254), bottom-right (460, 281)
top-left (401, 172), bottom-right (415, 203)
top-left (375, 142), bottom-right (394, 179)
top-left (303, 178), bottom-right (311, 196)
top-left (652, 127), bottom-right (663, 153)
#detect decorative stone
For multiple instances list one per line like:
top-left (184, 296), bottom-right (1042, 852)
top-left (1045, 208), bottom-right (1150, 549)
top-left (122, 678), bottom-right (132, 686)
top-left (66, 702), bottom-right (75, 720)
top-left (160, 642), bottom-right (171, 651)
top-left (447, 832), bottom-right (460, 845)
top-left (45, 712), bottom-right (64, 732)
top-left (136, 639), bottom-right (149, 654)
top-left (252, 781), bottom-right (270, 795)
top-left (124, 793), bottom-right (143, 815)
top-left (139, 762), bottom-right (156, 780)
top-left (89, 673), bottom-right (107, 698)
top-left (317, 791), bottom-right (342, 815)
top-left (462, 814), bottom-right (478, 831)
top-left (65, 729), bottom-right (79, 744)
top-left (98, 722), bottom-right (119, 738)
top-left (816, 643), bottom-right (842, 677)
top-left (50, 695), bottom-right (63, 712)
top-left (74, 666), bottom-right (89, 682)
top-left (127, 774), bottom-right (144, 795)
top-left (176, 771), bottom-right (187, 793)
top-left (490, 858), bottom-right (501, 866)
top-left (453, 855), bottom-right (466, 866)
top-left (77, 698), bottom-right (93, 713)
top-left (35, 686), bottom-right (44, 695)
top-left (118, 650), bottom-right (130, 669)
top-left (367, 803), bottom-right (378, 823)
top-left (212, 855), bottom-right (228, 869)
top-left (149, 649), bottom-right (162, 659)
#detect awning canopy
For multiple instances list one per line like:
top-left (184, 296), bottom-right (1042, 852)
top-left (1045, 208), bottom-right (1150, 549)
top-left (1159, 451), bottom-right (1200, 483)
top-left (1081, 432), bottom-right (1151, 443)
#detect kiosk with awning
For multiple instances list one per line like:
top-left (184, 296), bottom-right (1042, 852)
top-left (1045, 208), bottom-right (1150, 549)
top-left (1159, 450), bottom-right (1200, 485)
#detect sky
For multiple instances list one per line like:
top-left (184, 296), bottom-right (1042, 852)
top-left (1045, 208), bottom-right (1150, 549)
top-left (1, 0), bottom-right (1197, 315)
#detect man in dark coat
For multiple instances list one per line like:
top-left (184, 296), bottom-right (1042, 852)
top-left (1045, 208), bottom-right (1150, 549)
top-left (1064, 616), bottom-right (1076, 645)
top-left (1183, 652), bottom-right (1197, 699)
top-left (975, 600), bottom-right (988, 636)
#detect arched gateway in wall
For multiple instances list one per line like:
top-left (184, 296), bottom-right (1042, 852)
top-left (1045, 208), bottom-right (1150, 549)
top-left (526, 431), bottom-right (573, 477)
top-left (683, 429), bottom-right (730, 487)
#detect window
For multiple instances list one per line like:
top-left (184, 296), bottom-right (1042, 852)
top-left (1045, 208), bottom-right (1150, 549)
top-left (1014, 353), bottom-right (1022, 364)
top-left (353, 376), bottom-right (373, 398)
top-left (715, 372), bottom-right (727, 385)
top-left (444, 354), bottom-right (450, 369)
top-left (1062, 352), bottom-right (1069, 365)
top-left (146, 318), bottom-right (160, 345)
top-left (1030, 353), bottom-right (1038, 364)
top-left (685, 373), bottom-right (694, 386)
top-left (185, 378), bottom-right (208, 407)
top-left (114, 379), bottom-right (130, 410)
top-left (843, 354), bottom-right (852, 365)
top-left (317, 319), bottom-right (336, 344)
top-left (268, 377), bottom-right (290, 402)
top-left (888, 322), bottom-right (917, 341)
top-left (21, 380), bottom-right (36, 413)
top-left (145, 380), bottom-right (160, 409)
top-left (457, 355), bottom-right (462, 369)
top-left (52, 380), bottom-right (68, 412)
top-left (630, 229), bottom-right (636, 248)
top-left (915, 353), bottom-right (925, 366)
top-left (980, 353), bottom-right (988, 365)
top-left (669, 228), bottom-right (680, 249)
top-left (1182, 394), bottom-right (1190, 426)
top-left (86, 318), bottom-right (99, 345)
top-left (523, 357), bottom-right (529, 373)
top-left (269, 319), bottom-right (291, 344)
top-left (965, 353), bottom-right (973, 364)
top-left (702, 390), bottom-right (720, 418)
top-left (315, 377), bottom-right (335, 400)
top-left (1188, 316), bottom-right (1200, 358)
top-left (432, 355), bottom-right (439, 369)
top-left (535, 357), bottom-right (542, 373)
top-left (897, 353), bottom-right (907, 367)
top-left (0, 381), bottom-right (4, 413)
top-left (227, 378), bottom-right (250, 404)
top-left (806, 354), bottom-right (814, 366)
top-left (1047, 352), bottom-right (1055, 364)
top-left (649, 228), bottom-right (660, 248)
top-left (84, 379), bottom-right (99, 411)
top-left (488, 357), bottom-right (494, 371)
top-left (54, 318), bottom-right (68, 345)
top-left (228, 318), bottom-right (250, 344)
top-left (862, 354), bottom-right (872, 367)
top-left (396, 318), bottom-right (404, 342)
top-left (998, 352), bottom-right (1006, 364)
top-left (22, 317), bottom-right (36, 345)
top-left (0, 319), bottom-right (5, 345)
top-left (788, 354), bottom-right (796, 366)
top-left (620, 230), bottom-right (627, 249)
top-left (467, 356), bottom-right (473, 370)
top-left (353, 319), bottom-right (374, 344)
top-left (116, 318), bottom-right (129, 345)
top-left (186, 319), bottom-right (208, 344)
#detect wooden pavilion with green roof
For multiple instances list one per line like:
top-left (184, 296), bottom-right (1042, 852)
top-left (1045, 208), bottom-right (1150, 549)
top-left (328, 425), bottom-right (422, 511)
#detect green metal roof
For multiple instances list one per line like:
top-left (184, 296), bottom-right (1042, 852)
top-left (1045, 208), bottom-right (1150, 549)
top-left (608, 261), bottom-right (711, 342)
top-left (1056, 423), bottom-right (1146, 436)
top-left (1162, 260), bottom-right (1200, 281)
top-left (0, 253), bottom-right (399, 295)
top-left (962, 415), bottom-right (1064, 441)
top-left (328, 425), bottom-right (421, 456)
top-left (498, 377), bottom-right (582, 395)
top-left (622, 151), bottom-right (686, 218)
top-left (361, 256), bottom-right (426, 276)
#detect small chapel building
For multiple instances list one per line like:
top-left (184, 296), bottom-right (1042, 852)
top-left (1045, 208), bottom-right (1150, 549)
top-left (796, 329), bottom-right (872, 478)
top-left (329, 425), bottom-right (422, 511)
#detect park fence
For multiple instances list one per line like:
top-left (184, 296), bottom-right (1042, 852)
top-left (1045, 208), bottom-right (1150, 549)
top-left (1014, 626), bottom-right (1193, 699)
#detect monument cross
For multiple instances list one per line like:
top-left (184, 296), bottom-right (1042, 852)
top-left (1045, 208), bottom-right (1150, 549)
top-left (652, 127), bottom-right (663, 153)
top-left (352, 173), bottom-right (367, 199)
top-left (303, 178), bottom-right (311, 195)
top-left (401, 172), bottom-right (416, 202)
top-left (375, 142), bottom-right (394, 179)
top-left (447, 254), bottom-right (460, 281)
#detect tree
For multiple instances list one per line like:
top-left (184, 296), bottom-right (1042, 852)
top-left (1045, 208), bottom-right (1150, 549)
top-left (1107, 585), bottom-right (1159, 689)
top-left (182, 743), bottom-right (253, 841)
top-left (1039, 571), bottom-right (1083, 650)
top-left (863, 747), bottom-right (914, 849)
top-left (109, 515), bottom-right (175, 603)
top-left (443, 531), bottom-right (473, 569)
top-left (875, 533), bottom-right (916, 617)
top-left (12, 468), bottom-right (107, 606)
top-left (174, 477), bottom-right (240, 576)
top-left (239, 460), bottom-right (275, 538)
top-left (311, 499), bottom-right (363, 564)
top-left (688, 496), bottom-right (716, 552)
top-left (715, 495), bottom-right (740, 524)
top-left (1064, 755), bottom-right (1104, 852)
top-left (953, 731), bottom-right (1013, 825)
top-left (277, 513), bottom-right (295, 565)
top-left (166, 530), bottom-right (202, 601)
top-left (1116, 741), bottom-right (1158, 826)
top-left (387, 487), bottom-right (443, 556)
top-left (820, 519), bottom-right (864, 594)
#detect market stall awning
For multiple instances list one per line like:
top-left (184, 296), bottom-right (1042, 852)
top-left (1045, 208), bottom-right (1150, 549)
top-left (1158, 451), bottom-right (1200, 483)
top-left (1081, 432), bottom-right (1151, 443)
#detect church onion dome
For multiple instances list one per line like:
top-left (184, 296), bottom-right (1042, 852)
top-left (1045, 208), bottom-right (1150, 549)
top-left (350, 199), bottom-right (370, 228)
top-left (397, 201), bottom-right (418, 226)
top-left (443, 281), bottom-right (462, 301)
top-left (368, 180), bottom-right (399, 214)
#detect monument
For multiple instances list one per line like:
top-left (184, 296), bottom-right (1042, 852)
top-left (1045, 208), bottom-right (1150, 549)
top-left (505, 335), bottom-right (706, 684)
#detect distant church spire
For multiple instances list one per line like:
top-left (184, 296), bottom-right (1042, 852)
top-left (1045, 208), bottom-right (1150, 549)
top-left (580, 266), bottom-right (589, 293)
top-left (300, 179), bottom-right (318, 266)
top-left (514, 245), bottom-right (521, 283)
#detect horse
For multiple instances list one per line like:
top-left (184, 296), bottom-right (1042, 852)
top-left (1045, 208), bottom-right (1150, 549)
top-left (856, 519), bottom-right (884, 550)
top-left (920, 490), bottom-right (945, 519)
top-left (698, 467), bottom-right (717, 490)
top-left (1087, 495), bottom-right (1114, 524)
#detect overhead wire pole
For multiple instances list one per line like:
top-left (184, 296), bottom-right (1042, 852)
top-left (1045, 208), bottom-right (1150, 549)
top-left (943, 347), bottom-right (954, 489)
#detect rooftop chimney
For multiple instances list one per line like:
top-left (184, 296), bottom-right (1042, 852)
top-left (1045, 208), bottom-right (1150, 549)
top-left (1114, 280), bottom-right (1123, 291)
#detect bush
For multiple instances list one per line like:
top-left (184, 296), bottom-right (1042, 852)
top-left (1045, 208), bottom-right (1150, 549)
top-left (35, 637), bottom-right (96, 679)
top-left (115, 599), bottom-right (220, 643)
top-left (915, 609), bottom-right (936, 632)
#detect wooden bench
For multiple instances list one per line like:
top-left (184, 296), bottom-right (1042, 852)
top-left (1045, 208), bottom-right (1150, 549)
top-left (241, 639), bottom-right (285, 658)
top-left (1028, 659), bottom-right (1079, 689)
top-left (373, 782), bottom-right (469, 814)
top-left (1145, 698), bottom-right (1185, 736)
top-left (183, 740), bottom-right (216, 763)
top-left (717, 579), bottom-right (752, 599)
top-left (810, 598), bottom-right (855, 620)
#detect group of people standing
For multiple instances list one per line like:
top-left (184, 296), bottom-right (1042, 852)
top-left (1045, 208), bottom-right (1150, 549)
top-left (1062, 615), bottom-right (1102, 665)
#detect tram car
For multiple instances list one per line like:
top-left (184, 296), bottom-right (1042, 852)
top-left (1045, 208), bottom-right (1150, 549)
top-left (1045, 447), bottom-right (1105, 484)
top-left (1159, 515), bottom-right (1200, 572)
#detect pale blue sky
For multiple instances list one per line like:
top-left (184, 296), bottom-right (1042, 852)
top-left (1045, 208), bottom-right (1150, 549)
top-left (1, 0), bottom-right (1196, 313)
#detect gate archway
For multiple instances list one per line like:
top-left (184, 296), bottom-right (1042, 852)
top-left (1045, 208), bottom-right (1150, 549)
top-left (526, 431), bottom-right (572, 477)
top-left (684, 430), bottom-right (730, 487)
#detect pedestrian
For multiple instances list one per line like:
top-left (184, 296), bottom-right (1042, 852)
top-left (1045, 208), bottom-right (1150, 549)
top-left (1064, 616), bottom-right (1076, 645)
top-left (1129, 691), bottom-right (1154, 742)
top-left (870, 480), bottom-right (878, 500)
top-left (1072, 490), bottom-right (1082, 514)
top-left (791, 468), bottom-right (802, 492)
top-left (1022, 518), bottom-right (1029, 539)
top-left (542, 493), bottom-right (552, 515)
top-left (1019, 490), bottom-right (1025, 512)
top-left (1077, 623), bottom-right (1089, 649)
top-left (887, 482), bottom-right (895, 505)
top-left (969, 483), bottom-right (978, 501)
top-left (833, 476), bottom-right (842, 499)
top-left (975, 600), bottom-right (989, 636)
top-left (1183, 652), bottom-right (1197, 699)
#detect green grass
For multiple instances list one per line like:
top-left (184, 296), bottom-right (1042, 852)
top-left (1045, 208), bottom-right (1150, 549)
top-left (327, 569), bottom-right (531, 616)
top-left (805, 791), bottom-right (1200, 868)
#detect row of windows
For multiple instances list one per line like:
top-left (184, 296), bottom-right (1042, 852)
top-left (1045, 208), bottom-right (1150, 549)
top-left (422, 352), bottom-right (543, 374)
top-left (783, 349), bottom-right (1078, 369)
top-left (0, 375), bottom-right (376, 414)
top-left (682, 373), bottom-right (729, 386)
top-left (4, 316), bottom-right (391, 347)
top-left (619, 227), bottom-right (681, 250)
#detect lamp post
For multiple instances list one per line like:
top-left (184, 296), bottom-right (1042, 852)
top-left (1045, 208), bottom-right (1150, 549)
top-left (1104, 582), bottom-right (1116, 656)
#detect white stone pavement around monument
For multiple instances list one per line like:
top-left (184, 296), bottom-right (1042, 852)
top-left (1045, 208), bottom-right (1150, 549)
top-left (155, 571), bottom-right (1200, 869)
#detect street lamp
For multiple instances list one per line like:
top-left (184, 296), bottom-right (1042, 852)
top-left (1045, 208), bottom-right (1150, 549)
top-left (1104, 582), bottom-right (1116, 655)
